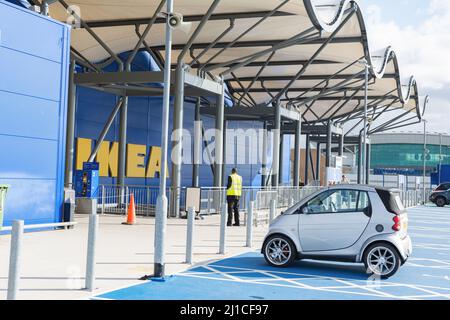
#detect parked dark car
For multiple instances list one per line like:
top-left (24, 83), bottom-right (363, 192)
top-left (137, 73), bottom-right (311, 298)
top-left (429, 183), bottom-right (450, 207)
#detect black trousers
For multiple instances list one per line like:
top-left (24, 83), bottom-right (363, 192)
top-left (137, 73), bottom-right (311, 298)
top-left (227, 195), bottom-right (240, 225)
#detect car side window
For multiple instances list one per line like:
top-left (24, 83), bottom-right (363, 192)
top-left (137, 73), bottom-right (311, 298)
top-left (357, 191), bottom-right (372, 212)
top-left (303, 189), bottom-right (360, 214)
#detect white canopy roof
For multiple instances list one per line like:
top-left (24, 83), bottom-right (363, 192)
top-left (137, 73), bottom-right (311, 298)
top-left (48, 0), bottom-right (428, 123)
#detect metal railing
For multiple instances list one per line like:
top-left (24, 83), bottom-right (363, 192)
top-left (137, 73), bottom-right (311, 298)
top-left (5, 221), bottom-right (79, 300)
top-left (251, 186), bottom-right (323, 226)
top-left (399, 189), bottom-right (433, 208)
top-left (94, 183), bottom-right (434, 219)
top-left (97, 185), bottom-right (172, 216)
top-left (200, 185), bottom-right (323, 215)
top-left (95, 184), bottom-right (323, 217)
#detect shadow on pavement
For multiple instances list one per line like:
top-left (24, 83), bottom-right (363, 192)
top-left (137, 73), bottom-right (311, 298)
top-left (208, 254), bottom-right (370, 281)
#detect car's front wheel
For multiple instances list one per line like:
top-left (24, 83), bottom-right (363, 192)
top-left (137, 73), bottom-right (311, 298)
top-left (363, 243), bottom-right (401, 279)
top-left (263, 235), bottom-right (296, 268)
top-left (436, 197), bottom-right (447, 207)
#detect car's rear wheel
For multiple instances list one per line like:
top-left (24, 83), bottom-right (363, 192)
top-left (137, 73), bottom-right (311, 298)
top-left (436, 197), bottom-right (447, 207)
top-left (363, 243), bottom-right (401, 279)
top-left (263, 235), bottom-right (296, 268)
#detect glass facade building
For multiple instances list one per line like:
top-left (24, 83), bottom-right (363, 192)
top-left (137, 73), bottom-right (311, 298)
top-left (371, 144), bottom-right (450, 170)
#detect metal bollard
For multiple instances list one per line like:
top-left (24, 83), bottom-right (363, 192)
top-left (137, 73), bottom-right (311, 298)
top-left (7, 220), bottom-right (24, 300)
top-left (246, 201), bottom-right (254, 248)
top-left (185, 207), bottom-right (195, 264)
top-left (219, 203), bottom-right (227, 254)
top-left (269, 199), bottom-right (277, 223)
top-left (85, 201), bottom-right (99, 292)
top-left (101, 185), bottom-right (105, 214)
top-left (207, 190), bottom-right (212, 214)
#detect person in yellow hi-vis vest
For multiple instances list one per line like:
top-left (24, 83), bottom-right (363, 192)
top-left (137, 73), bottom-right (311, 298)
top-left (226, 168), bottom-right (243, 226)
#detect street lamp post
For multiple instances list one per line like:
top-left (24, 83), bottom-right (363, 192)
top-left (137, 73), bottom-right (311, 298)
top-left (153, 0), bottom-right (174, 279)
top-left (357, 59), bottom-right (369, 185)
top-left (439, 133), bottom-right (443, 185)
top-left (422, 119), bottom-right (427, 204)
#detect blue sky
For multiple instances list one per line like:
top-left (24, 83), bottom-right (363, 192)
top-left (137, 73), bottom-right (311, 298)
top-left (361, 0), bottom-right (428, 27)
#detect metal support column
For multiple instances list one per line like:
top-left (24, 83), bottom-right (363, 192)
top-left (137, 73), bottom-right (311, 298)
top-left (222, 119), bottom-right (228, 185)
top-left (423, 119), bottom-right (427, 203)
top-left (439, 133), bottom-right (443, 185)
top-left (88, 98), bottom-right (124, 162)
top-left (326, 121), bottom-right (332, 168)
top-left (365, 141), bottom-right (371, 185)
top-left (261, 121), bottom-right (268, 187)
top-left (214, 83), bottom-right (225, 189)
top-left (64, 60), bottom-right (77, 188)
top-left (357, 132), bottom-right (363, 184)
top-left (278, 133), bottom-right (284, 185)
top-left (326, 121), bottom-right (333, 184)
top-left (316, 143), bottom-right (321, 184)
top-left (362, 62), bottom-right (369, 185)
top-left (293, 120), bottom-right (302, 187)
top-left (171, 66), bottom-right (185, 218)
top-left (272, 102), bottom-right (281, 188)
top-left (304, 134), bottom-right (310, 185)
top-left (118, 96), bottom-right (128, 186)
top-left (40, 0), bottom-right (49, 15)
top-left (192, 98), bottom-right (201, 188)
top-left (339, 133), bottom-right (345, 157)
top-left (153, 0), bottom-right (174, 279)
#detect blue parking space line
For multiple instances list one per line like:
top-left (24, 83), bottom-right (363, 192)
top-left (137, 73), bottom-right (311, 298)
top-left (94, 206), bottom-right (450, 301)
top-left (96, 273), bottom-right (389, 301)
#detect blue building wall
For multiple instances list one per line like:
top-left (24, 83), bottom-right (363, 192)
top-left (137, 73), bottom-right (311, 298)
top-left (0, 1), bottom-right (291, 229)
top-left (74, 52), bottom-right (292, 188)
top-left (0, 1), bottom-right (71, 226)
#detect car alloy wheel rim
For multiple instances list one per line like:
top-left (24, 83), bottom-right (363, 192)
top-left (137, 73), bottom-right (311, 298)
top-left (367, 247), bottom-right (396, 276)
top-left (266, 238), bottom-right (292, 266)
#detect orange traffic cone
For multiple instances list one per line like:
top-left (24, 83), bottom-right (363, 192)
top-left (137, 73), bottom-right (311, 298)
top-left (122, 193), bottom-right (136, 225)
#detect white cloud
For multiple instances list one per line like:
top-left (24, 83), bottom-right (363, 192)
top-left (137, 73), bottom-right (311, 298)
top-left (365, 2), bottom-right (450, 91)
top-left (362, 1), bottom-right (450, 133)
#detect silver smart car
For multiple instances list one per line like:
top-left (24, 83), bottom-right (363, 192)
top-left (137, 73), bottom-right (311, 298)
top-left (262, 185), bottom-right (412, 279)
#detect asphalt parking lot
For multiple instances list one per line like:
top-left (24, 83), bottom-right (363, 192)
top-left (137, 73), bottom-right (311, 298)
top-left (94, 205), bottom-right (450, 300)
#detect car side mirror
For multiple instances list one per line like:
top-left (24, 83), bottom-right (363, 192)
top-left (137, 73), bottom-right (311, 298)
top-left (302, 207), bottom-right (309, 214)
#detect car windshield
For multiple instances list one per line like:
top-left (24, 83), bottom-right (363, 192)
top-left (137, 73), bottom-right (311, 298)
top-left (436, 183), bottom-right (450, 191)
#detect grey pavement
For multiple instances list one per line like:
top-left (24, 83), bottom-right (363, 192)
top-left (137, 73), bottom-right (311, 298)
top-left (0, 213), bottom-right (269, 300)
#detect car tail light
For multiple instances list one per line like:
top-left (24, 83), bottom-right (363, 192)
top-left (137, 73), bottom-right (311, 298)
top-left (392, 215), bottom-right (402, 231)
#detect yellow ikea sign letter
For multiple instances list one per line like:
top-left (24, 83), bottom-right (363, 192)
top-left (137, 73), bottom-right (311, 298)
top-left (75, 138), bottom-right (168, 179)
top-left (146, 146), bottom-right (169, 178)
top-left (127, 144), bottom-right (147, 178)
top-left (76, 138), bottom-right (92, 170)
top-left (96, 141), bottom-right (118, 177)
